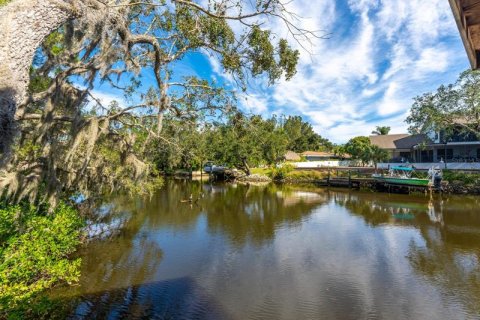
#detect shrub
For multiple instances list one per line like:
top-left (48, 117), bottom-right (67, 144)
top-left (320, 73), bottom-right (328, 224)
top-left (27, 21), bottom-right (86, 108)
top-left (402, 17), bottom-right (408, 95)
top-left (286, 170), bottom-right (326, 181)
top-left (0, 203), bottom-right (84, 319)
top-left (442, 170), bottom-right (480, 185)
top-left (270, 163), bottom-right (295, 180)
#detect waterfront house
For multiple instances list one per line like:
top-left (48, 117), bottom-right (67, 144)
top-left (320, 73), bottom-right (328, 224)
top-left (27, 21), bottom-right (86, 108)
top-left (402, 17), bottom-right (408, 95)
top-left (369, 134), bottom-right (430, 162)
top-left (372, 129), bottom-right (480, 169)
top-left (413, 125), bottom-right (480, 163)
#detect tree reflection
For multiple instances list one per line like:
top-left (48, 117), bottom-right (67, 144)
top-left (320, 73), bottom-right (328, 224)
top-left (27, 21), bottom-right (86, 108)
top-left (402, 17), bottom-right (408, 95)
top-left (48, 182), bottom-right (480, 319)
top-left (333, 192), bottom-right (432, 227)
top-left (142, 180), bottom-right (328, 246)
top-left (331, 191), bottom-right (480, 316)
top-left (407, 198), bottom-right (480, 316)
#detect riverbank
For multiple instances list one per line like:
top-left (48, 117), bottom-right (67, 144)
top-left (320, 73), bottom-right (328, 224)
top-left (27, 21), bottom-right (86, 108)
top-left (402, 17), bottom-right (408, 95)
top-left (171, 166), bottom-right (480, 195)
top-left (235, 167), bottom-right (480, 195)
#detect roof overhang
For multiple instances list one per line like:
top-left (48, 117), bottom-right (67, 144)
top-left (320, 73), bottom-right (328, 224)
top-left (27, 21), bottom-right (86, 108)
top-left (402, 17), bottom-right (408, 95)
top-left (449, 0), bottom-right (480, 69)
top-left (414, 141), bottom-right (480, 148)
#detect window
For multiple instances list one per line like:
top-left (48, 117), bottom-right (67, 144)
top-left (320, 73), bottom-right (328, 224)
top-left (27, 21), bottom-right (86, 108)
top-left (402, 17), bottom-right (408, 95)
top-left (421, 150), bottom-right (433, 162)
top-left (437, 149), bottom-right (453, 161)
top-left (399, 152), bottom-right (411, 162)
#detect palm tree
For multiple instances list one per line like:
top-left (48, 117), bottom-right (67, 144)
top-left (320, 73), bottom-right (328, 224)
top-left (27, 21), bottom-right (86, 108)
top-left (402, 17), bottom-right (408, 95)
top-left (371, 126), bottom-right (391, 135)
top-left (369, 145), bottom-right (390, 170)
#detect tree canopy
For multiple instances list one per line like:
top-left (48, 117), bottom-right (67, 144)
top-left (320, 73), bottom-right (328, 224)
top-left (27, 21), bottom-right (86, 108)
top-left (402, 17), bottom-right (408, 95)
top-left (343, 136), bottom-right (388, 166)
top-left (0, 0), bottom-right (320, 205)
top-left (283, 116), bottom-right (332, 153)
top-left (204, 114), bottom-right (288, 175)
top-left (406, 70), bottom-right (480, 139)
top-left (152, 114), bottom-right (333, 175)
top-left (371, 126), bottom-right (391, 135)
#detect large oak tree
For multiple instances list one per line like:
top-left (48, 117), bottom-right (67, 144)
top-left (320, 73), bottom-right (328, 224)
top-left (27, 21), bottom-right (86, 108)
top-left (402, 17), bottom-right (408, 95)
top-left (0, 0), bottom-right (319, 205)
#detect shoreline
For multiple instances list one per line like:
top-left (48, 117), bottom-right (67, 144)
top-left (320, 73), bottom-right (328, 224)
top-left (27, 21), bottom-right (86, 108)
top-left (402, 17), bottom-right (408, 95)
top-left (202, 173), bottom-right (480, 195)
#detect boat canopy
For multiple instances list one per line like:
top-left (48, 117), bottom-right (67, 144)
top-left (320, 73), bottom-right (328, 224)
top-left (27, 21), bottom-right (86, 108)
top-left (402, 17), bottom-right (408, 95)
top-left (391, 166), bottom-right (413, 171)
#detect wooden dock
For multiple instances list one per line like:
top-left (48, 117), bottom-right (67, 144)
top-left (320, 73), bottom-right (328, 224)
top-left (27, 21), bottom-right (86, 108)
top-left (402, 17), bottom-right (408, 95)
top-left (208, 166), bottom-right (436, 194)
top-left (296, 167), bottom-right (435, 194)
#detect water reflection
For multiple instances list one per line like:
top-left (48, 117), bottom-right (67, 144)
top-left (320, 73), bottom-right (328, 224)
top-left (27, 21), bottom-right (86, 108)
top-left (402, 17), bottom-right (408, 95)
top-left (71, 277), bottom-right (232, 320)
top-left (142, 181), bottom-right (328, 246)
top-left (48, 181), bottom-right (480, 319)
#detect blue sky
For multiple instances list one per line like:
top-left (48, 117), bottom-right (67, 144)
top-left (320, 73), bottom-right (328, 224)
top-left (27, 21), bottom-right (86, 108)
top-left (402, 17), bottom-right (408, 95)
top-left (90, 0), bottom-right (470, 143)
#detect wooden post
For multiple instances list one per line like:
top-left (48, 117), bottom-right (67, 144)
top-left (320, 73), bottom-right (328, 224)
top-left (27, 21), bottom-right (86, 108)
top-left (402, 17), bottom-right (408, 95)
top-left (327, 170), bottom-right (330, 186)
top-left (348, 170), bottom-right (352, 188)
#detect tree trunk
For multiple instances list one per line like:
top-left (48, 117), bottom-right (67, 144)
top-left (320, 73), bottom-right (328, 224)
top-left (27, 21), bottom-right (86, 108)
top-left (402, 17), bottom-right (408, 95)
top-left (0, 0), bottom-right (72, 158)
top-left (241, 157), bottom-right (251, 176)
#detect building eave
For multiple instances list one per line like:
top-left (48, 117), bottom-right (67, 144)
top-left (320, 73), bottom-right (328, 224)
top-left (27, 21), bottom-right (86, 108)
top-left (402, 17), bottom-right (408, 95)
top-left (449, 0), bottom-right (480, 69)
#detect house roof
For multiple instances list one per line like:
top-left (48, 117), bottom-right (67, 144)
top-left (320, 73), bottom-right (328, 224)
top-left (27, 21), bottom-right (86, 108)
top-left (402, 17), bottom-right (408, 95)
top-left (449, 0), bottom-right (480, 69)
top-left (369, 134), bottom-right (431, 150)
top-left (284, 150), bottom-right (301, 161)
top-left (301, 151), bottom-right (336, 157)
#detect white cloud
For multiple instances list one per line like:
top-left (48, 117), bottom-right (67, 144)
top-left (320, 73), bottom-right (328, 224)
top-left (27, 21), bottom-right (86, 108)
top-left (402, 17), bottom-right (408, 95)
top-left (89, 90), bottom-right (126, 108)
top-left (414, 47), bottom-right (450, 76)
top-left (203, 0), bottom-right (469, 143)
top-left (239, 93), bottom-right (269, 114)
top-left (83, 89), bottom-right (128, 114)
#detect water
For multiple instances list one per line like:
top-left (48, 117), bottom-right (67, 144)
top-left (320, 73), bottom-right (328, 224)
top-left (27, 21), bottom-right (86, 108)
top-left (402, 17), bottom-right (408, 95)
top-left (50, 180), bottom-right (480, 319)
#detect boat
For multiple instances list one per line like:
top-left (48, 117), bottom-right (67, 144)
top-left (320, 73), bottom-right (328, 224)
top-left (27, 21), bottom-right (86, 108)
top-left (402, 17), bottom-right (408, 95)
top-left (372, 166), bottom-right (431, 187)
top-left (393, 212), bottom-right (415, 220)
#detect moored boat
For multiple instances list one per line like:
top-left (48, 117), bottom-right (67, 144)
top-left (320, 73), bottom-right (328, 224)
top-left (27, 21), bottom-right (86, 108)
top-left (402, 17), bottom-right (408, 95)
top-left (372, 166), bottom-right (431, 187)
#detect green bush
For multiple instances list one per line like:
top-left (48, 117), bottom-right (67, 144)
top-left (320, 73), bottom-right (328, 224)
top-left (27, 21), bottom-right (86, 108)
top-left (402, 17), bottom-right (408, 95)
top-left (270, 163), bottom-right (295, 180)
top-left (443, 170), bottom-right (480, 185)
top-left (286, 170), bottom-right (326, 181)
top-left (0, 203), bottom-right (84, 319)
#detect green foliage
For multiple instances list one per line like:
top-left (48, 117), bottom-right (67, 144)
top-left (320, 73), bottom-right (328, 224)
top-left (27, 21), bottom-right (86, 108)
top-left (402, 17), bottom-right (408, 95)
top-left (442, 170), bottom-right (480, 185)
top-left (406, 69), bottom-right (480, 138)
top-left (6, 0), bottom-right (304, 206)
top-left (203, 114), bottom-right (291, 174)
top-left (369, 145), bottom-right (389, 167)
top-left (283, 116), bottom-right (332, 153)
top-left (284, 169), bottom-right (326, 181)
top-left (371, 126), bottom-right (391, 135)
top-left (153, 119), bottom-right (209, 173)
top-left (153, 114), bottom-right (332, 175)
top-left (250, 167), bottom-right (271, 176)
top-left (344, 136), bottom-right (372, 164)
top-left (0, 203), bottom-right (84, 318)
top-left (343, 136), bottom-right (388, 166)
top-left (0, 0), bottom-right (10, 6)
top-left (270, 163), bottom-right (295, 180)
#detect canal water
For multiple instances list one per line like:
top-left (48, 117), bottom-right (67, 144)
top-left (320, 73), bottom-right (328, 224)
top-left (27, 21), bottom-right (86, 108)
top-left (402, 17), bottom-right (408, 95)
top-left (51, 180), bottom-right (480, 319)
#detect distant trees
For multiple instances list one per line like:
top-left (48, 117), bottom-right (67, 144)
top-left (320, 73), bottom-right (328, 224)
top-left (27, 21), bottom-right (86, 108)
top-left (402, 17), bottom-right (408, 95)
top-left (153, 114), bottom-right (332, 175)
top-left (406, 70), bottom-right (480, 138)
top-left (204, 114), bottom-right (289, 175)
top-left (371, 126), bottom-right (391, 135)
top-left (344, 136), bottom-right (388, 166)
top-left (283, 116), bottom-right (332, 152)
